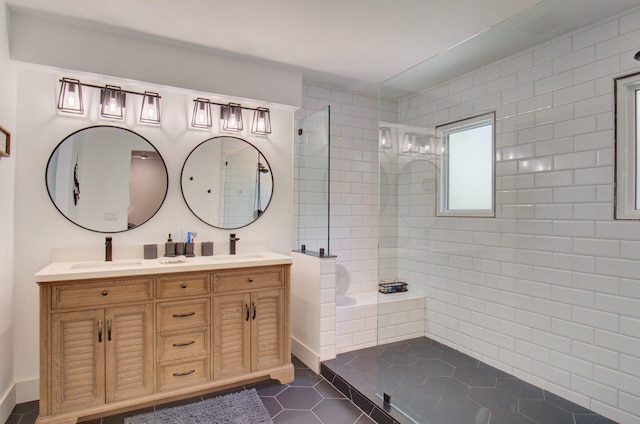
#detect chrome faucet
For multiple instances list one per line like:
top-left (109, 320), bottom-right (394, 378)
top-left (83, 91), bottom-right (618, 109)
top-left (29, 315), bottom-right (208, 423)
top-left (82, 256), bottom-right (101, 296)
top-left (229, 233), bottom-right (240, 255)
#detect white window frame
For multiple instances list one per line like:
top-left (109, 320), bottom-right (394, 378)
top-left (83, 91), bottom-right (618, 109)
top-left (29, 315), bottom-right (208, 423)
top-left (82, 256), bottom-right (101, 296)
top-left (436, 112), bottom-right (495, 217)
top-left (615, 71), bottom-right (640, 220)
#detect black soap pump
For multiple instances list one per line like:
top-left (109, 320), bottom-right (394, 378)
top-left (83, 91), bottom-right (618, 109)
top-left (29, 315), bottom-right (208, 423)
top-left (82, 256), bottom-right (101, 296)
top-left (165, 233), bottom-right (176, 257)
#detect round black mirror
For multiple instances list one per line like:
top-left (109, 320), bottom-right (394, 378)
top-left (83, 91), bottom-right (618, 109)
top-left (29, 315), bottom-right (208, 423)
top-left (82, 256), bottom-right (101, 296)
top-left (46, 126), bottom-right (168, 232)
top-left (181, 136), bottom-right (273, 229)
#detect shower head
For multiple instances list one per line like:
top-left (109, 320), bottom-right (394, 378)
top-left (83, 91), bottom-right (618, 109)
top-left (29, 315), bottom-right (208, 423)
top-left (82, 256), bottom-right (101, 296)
top-left (258, 163), bottom-right (270, 173)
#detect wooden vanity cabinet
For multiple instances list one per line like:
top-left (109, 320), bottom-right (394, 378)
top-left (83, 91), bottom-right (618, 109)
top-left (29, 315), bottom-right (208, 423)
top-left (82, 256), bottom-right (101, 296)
top-left (47, 280), bottom-right (155, 415)
top-left (38, 264), bottom-right (292, 424)
top-left (212, 267), bottom-right (287, 379)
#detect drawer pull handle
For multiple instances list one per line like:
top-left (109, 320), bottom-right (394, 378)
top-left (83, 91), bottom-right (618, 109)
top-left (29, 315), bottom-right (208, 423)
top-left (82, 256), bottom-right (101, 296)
top-left (181, 283), bottom-right (188, 289)
top-left (173, 340), bottom-right (195, 347)
top-left (247, 278), bottom-right (254, 283)
top-left (101, 290), bottom-right (109, 296)
top-left (98, 320), bottom-right (103, 343)
top-left (173, 369), bottom-right (195, 377)
top-left (245, 303), bottom-right (250, 321)
top-left (172, 312), bottom-right (196, 318)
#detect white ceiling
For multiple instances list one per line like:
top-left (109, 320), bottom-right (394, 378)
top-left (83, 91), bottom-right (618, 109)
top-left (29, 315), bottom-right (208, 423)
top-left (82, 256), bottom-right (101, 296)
top-left (6, 0), bottom-right (640, 96)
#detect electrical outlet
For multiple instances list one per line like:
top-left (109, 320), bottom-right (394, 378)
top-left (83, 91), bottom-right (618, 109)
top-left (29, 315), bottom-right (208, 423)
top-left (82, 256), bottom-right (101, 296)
top-left (104, 212), bottom-right (118, 221)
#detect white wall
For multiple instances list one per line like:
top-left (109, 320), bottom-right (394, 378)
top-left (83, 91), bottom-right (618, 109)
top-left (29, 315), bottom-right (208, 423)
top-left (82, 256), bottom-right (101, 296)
top-left (392, 6), bottom-right (640, 423)
top-left (12, 64), bottom-right (296, 402)
top-left (0, 0), bottom-right (15, 421)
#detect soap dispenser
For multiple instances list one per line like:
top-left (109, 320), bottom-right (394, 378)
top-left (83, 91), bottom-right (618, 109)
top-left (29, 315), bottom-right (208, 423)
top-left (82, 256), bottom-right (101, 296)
top-left (164, 233), bottom-right (176, 257)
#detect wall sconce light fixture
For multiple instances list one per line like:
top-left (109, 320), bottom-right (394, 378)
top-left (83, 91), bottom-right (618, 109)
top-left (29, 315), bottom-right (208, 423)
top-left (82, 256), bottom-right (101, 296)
top-left (194, 98), bottom-right (271, 135)
top-left (380, 127), bottom-right (392, 149)
top-left (401, 132), bottom-right (418, 153)
top-left (57, 78), bottom-right (83, 114)
top-left (100, 85), bottom-right (125, 120)
top-left (222, 103), bottom-right (243, 132)
top-left (251, 107), bottom-right (271, 135)
top-left (140, 91), bottom-right (161, 124)
top-left (192, 98), bottom-right (212, 128)
top-left (58, 78), bottom-right (163, 125)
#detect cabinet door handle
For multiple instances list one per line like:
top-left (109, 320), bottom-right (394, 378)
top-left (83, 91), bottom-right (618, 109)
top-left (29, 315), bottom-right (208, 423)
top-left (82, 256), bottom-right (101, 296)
top-left (247, 278), bottom-right (254, 283)
top-left (181, 283), bottom-right (188, 289)
top-left (173, 340), bottom-right (196, 347)
top-left (107, 318), bottom-right (112, 341)
top-left (172, 311), bottom-right (196, 318)
top-left (97, 320), bottom-right (103, 343)
top-left (252, 302), bottom-right (257, 320)
top-left (245, 303), bottom-right (250, 321)
top-left (173, 369), bottom-right (195, 377)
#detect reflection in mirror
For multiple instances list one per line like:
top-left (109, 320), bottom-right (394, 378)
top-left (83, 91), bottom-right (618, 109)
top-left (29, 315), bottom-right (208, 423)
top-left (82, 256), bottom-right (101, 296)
top-left (181, 136), bottom-right (273, 229)
top-left (46, 126), bottom-right (168, 232)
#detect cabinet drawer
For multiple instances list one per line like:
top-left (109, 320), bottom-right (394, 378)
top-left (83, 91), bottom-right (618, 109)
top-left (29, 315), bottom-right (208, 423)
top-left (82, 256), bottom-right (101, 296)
top-left (157, 358), bottom-right (209, 392)
top-left (157, 328), bottom-right (209, 362)
top-left (52, 278), bottom-right (153, 310)
top-left (157, 273), bottom-right (210, 299)
top-left (213, 267), bottom-right (285, 293)
top-left (157, 299), bottom-right (210, 331)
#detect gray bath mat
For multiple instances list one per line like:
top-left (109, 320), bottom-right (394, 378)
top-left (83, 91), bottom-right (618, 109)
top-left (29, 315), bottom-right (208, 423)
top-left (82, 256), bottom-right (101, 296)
top-left (124, 388), bottom-right (273, 424)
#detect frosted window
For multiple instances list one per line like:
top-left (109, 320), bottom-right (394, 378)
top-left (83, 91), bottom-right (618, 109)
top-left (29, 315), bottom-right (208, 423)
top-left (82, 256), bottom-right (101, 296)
top-left (436, 113), bottom-right (494, 217)
top-left (615, 72), bottom-right (640, 219)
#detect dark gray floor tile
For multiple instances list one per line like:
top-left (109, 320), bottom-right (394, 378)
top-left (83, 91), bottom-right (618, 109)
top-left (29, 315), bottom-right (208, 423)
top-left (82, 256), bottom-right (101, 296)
top-left (313, 398), bottom-right (363, 424)
top-left (574, 413), bottom-right (620, 424)
top-left (545, 390), bottom-right (595, 414)
top-left (260, 395), bottom-right (284, 417)
top-left (425, 375), bottom-right (469, 398)
top-left (276, 386), bottom-right (323, 409)
top-left (250, 379), bottom-right (288, 397)
top-left (379, 350), bottom-right (418, 367)
top-left (11, 400), bottom-right (38, 415)
top-left (273, 409), bottom-right (323, 424)
top-left (4, 415), bottom-right (23, 424)
top-left (154, 394), bottom-right (202, 410)
top-left (349, 388), bottom-right (376, 415)
top-left (470, 387), bottom-right (518, 411)
top-left (355, 414), bottom-right (377, 424)
top-left (434, 397), bottom-right (490, 424)
top-left (497, 377), bottom-right (544, 400)
top-left (519, 399), bottom-right (576, 424)
top-left (414, 358), bottom-right (455, 376)
top-left (314, 379), bottom-right (348, 399)
top-left (291, 366), bottom-right (324, 387)
top-left (370, 406), bottom-right (400, 424)
top-left (490, 411), bottom-right (538, 424)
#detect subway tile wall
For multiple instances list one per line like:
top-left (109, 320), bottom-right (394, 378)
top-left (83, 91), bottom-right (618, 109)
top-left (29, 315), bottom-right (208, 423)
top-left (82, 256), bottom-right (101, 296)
top-left (295, 85), bottom-right (380, 295)
top-left (389, 6), bottom-right (640, 424)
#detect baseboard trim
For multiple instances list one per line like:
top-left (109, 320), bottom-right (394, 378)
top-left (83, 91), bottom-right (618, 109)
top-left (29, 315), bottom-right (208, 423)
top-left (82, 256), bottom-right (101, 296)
top-left (291, 337), bottom-right (320, 373)
top-left (16, 378), bottom-right (38, 403)
top-left (0, 383), bottom-right (16, 424)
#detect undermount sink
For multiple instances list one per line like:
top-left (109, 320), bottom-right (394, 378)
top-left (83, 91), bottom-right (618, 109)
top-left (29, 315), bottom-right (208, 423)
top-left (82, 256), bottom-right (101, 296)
top-left (69, 259), bottom-right (144, 269)
top-left (210, 253), bottom-right (267, 260)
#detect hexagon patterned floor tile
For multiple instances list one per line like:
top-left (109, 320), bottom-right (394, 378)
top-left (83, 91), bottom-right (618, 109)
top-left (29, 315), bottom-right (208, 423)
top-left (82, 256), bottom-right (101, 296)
top-left (322, 336), bottom-right (620, 424)
top-left (7, 356), bottom-right (374, 424)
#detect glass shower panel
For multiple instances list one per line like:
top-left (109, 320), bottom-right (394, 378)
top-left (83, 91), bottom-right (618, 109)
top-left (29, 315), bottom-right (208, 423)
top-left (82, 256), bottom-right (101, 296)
top-left (295, 105), bottom-right (330, 255)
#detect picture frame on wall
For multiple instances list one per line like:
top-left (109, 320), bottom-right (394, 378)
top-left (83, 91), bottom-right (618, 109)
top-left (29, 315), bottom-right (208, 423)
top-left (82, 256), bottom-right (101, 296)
top-left (0, 125), bottom-right (9, 157)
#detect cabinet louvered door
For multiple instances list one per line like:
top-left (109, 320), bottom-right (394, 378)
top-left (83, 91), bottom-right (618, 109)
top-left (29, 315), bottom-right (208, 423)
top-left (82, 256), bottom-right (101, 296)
top-left (105, 304), bottom-right (154, 402)
top-left (213, 293), bottom-right (251, 379)
top-left (51, 309), bottom-right (105, 414)
top-left (251, 288), bottom-right (286, 371)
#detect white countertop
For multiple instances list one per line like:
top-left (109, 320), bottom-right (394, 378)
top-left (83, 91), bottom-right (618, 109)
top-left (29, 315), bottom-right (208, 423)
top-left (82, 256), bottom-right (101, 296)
top-left (35, 252), bottom-right (293, 282)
